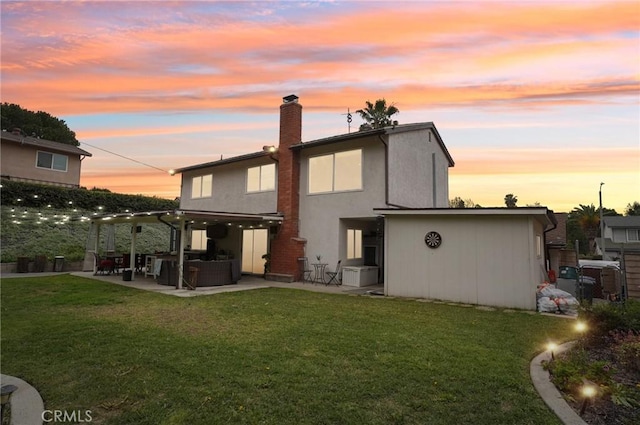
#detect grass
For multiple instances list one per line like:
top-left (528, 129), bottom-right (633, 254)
top-left (1, 275), bottom-right (575, 424)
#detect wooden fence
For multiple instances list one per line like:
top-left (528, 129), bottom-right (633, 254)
top-left (624, 253), bottom-right (640, 300)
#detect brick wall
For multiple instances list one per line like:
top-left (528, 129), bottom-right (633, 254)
top-left (269, 98), bottom-right (306, 279)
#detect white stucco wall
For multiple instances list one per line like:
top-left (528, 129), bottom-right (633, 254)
top-left (298, 137), bottom-right (386, 269)
top-left (179, 157), bottom-right (277, 214)
top-left (387, 129), bottom-right (450, 208)
top-left (382, 210), bottom-right (550, 310)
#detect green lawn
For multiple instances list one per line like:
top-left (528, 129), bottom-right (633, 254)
top-left (1, 275), bottom-right (575, 425)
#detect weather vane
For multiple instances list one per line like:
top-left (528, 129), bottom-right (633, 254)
top-left (341, 108), bottom-right (353, 133)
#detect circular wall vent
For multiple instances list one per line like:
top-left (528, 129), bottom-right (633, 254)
top-left (424, 231), bottom-right (442, 248)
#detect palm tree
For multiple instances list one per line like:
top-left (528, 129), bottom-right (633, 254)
top-left (570, 204), bottom-right (600, 254)
top-left (504, 193), bottom-right (518, 208)
top-left (356, 99), bottom-right (399, 130)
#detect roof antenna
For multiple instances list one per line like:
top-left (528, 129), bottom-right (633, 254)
top-left (341, 108), bottom-right (353, 133)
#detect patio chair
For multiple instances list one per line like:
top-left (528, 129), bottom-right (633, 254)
top-left (298, 257), bottom-right (313, 283)
top-left (326, 260), bottom-right (342, 286)
top-left (93, 253), bottom-right (114, 275)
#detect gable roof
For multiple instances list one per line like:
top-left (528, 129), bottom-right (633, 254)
top-left (174, 151), bottom-right (269, 174)
top-left (290, 122), bottom-right (455, 167)
top-left (174, 121), bottom-right (455, 174)
top-left (1, 131), bottom-right (92, 157)
top-left (604, 216), bottom-right (640, 228)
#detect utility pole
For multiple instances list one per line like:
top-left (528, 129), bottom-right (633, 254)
top-left (599, 182), bottom-right (606, 261)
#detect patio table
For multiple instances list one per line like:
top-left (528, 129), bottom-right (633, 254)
top-left (311, 263), bottom-right (328, 284)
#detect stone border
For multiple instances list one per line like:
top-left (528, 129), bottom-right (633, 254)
top-left (530, 341), bottom-right (587, 425)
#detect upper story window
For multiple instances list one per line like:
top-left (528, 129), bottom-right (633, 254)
top-left (247, 163), bottom-right (276, 192)
top-left (308, 149), bottom-right (362, 194)
top-left (627, 229), bottom-right (640, 242)
top-left (36, 151), bottom-right (68, 172)
top-left (191, 174), bottom-right (212, 199)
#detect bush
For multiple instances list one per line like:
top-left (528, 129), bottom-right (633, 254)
top-left (579, 300), bottom-right (640, 346)
top-left (612, 330), bottom-right (640, 373)
top-left (545, 347), bottom-right (614, 396)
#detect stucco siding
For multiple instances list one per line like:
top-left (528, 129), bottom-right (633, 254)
top-left (298, 138), bottom-right (386, 268)
top-left (385, 215), bottom-right (539, 309)
top-left (179, 157), bottom-right (277, 214)
top-left (387, 129), bottom-right (449, 208)
top-left (1, 142), bottom-right (83, 186)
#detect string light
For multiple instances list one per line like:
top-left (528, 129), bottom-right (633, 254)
top-left (81, 141), bottom-right (174, 175)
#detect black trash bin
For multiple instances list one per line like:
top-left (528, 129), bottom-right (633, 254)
top-left (53, 256), bottom-right (64, 272)
top-left (122, 269), bottom-right (133, 281)
top-left (17, 256), bottom-right (30, 273)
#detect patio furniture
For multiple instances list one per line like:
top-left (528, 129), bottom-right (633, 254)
top-left (326, 260), bottom-right (342, 286)
top-left (157, 260), bottom-right (240, 287)
top-left (311, 263), bottom-right (328, 284)
top-left (93, 253), bottom-right (114, 275)
top-left (298, 257), bottom-right (313, 283)
top-left (186, 266), bottom-right (199, 290)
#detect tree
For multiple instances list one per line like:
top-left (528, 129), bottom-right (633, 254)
top-left (504, 193), bottom-right (518, 208)
top-left (625, 201), bottom-right (640, 216)
top-left (0, 102), bottom-right (78, 145)
top-left (356, 99), bottom-right (399, 130)
top-left (449, 197), bottom-right (481, 208)
top-left (570, 204), bottom-right (600, 254)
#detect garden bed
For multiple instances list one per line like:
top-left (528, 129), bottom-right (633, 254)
top-left (545, 301), bottom-right (640, 425)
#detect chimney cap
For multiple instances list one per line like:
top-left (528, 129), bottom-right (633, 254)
top-left (282, 94), bottom-right (299, 104)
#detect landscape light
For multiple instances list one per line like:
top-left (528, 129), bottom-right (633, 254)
top-left (580, 384), bottom-right (597, 415)
top-left (546, 342), bottom-right (557, 360)
top-left (575, 321), bottom-right (587, 333)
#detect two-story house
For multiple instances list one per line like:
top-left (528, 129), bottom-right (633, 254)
top-left (174, 95), bottom-right (454, 282)
top-left (1, 129), bottom-right (92, 188)
top-left (597, 216), bottom-right (640, 258)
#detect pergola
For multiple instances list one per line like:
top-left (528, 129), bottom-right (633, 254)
top-left (89, 209), bottom-right (283, 288)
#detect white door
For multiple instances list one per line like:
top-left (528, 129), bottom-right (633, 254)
top-left (241, 229), bottom-right (268, 274)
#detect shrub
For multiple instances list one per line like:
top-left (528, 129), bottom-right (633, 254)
top-left (545, 347), bottom-right (614, 396)
top-left (579, 300), bottom-right (640, 346)
top-left (611, 330), bottom-right (640, 373)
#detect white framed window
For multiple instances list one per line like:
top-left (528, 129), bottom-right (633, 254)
top-left (309, 149), bottom-right (362, 194)
top-left (247, 163), bottom-right (276, 192)
top-left (36, 151), bottom-right (68, 172)
top-left (191, 230), bottom-right (207, 250)
top-left (191, 174), bottom-right (212, 199)
top-left (627, 229), bottom-right (640, 242)
top-left (347, 229), bottom-right (362, 259)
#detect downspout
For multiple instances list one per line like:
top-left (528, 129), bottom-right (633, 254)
top-left (543, 209), bottom-right (559, 273)
top-left (377, 134), bottom-right (409, 209)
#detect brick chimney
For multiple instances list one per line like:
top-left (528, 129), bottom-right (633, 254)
top-left (268, 95), bottom-right (306, 281)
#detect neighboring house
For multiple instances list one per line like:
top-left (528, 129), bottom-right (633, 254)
top-left (1, 129), bottom-right (92, 188)
top-left (596, 216), bottom-right (640, 258)
top-left (174, 95), bottom-right (455, 281)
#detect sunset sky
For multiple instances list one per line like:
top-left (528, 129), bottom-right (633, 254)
top-left (1, 0), bottom-right (638, 213)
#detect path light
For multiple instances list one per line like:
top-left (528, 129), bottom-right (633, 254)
top-left (546, 342), bottom-right (557, 360)
top-left (575, 321), bottom-right (587, 333)
top-left (1, 384), bottom-right (18, 423)
top-left (580, 383), bottom-right (597, 415)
